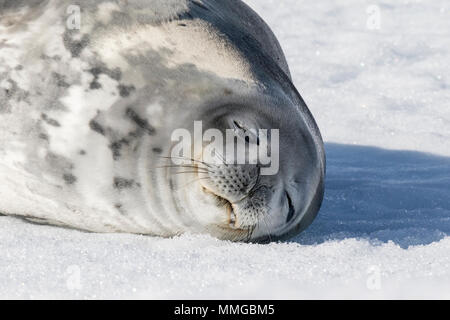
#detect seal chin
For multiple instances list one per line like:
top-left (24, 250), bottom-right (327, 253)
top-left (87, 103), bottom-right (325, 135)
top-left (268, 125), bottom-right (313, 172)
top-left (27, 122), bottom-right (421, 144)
top-left (195, 171), bottom-right (290, 242)
top-left (200, 186), bottom-right (237, 228)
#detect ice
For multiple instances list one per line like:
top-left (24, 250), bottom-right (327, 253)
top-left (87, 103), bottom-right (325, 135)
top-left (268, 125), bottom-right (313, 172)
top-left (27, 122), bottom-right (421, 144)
top-left (1, 0), bottom-right (450, 299)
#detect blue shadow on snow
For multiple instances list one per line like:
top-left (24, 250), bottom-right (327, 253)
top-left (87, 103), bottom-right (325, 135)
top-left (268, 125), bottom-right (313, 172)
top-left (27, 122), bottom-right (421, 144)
top-left (292, 143), bottom-right (450, 248)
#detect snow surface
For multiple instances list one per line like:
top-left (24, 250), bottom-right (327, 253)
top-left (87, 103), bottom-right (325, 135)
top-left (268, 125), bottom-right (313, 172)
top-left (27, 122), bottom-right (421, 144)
top-left (1, 0), bottom-right (450, 299)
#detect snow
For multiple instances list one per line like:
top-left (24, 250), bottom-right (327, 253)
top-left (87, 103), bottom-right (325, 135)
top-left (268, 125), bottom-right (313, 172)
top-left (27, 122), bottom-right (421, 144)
top-left (1, 0), bottom-right (450, 299)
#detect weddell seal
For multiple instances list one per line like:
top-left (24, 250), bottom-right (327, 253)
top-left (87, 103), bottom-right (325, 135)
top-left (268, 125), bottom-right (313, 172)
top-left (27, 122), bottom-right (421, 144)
top-left (0, 0), bottom-right (325, 242)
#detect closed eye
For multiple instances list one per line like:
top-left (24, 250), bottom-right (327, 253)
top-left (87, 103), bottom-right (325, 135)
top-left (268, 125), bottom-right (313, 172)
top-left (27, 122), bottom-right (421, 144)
top-left (285, 191), bottom-right (295, 223)
top-left (233, 120), bottom-right (260, 145)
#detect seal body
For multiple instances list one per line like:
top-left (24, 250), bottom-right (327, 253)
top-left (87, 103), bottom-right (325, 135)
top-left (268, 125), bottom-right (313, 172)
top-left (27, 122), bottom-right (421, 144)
top-left (0, 0), bottom-right (325, 241)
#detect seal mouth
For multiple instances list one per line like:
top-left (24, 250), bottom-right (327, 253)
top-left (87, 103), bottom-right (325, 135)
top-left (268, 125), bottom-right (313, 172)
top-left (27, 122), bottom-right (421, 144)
top-left (201, 186), bottom-right (238, 228)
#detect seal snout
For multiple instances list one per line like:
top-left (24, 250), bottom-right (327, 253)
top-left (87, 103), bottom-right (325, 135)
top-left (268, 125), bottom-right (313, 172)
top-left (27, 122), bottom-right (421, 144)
top-left (198, 162), bottom-right (269, 229)
top-left (200, 164), bottom-right (258, 204)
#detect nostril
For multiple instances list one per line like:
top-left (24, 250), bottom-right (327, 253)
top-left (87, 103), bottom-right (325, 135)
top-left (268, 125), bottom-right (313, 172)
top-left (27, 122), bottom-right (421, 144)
top-left (286, 191), bottom-right (295, 223)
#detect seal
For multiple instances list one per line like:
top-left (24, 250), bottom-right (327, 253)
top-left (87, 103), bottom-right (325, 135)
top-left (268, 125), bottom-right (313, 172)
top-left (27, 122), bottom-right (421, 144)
top-left (0, 0), bottom-right (325, 242)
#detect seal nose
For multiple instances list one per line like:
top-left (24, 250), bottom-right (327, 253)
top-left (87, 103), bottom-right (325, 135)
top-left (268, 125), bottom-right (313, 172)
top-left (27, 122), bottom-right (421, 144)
top-left (199, 163), bottom-right (258, 204)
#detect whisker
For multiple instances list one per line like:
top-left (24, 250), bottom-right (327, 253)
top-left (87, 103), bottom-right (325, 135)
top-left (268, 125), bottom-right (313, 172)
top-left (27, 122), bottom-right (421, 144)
top-left (155, 164), bottom-right (208, 170)
top-left (154, 166), bottom-right (210, 174)
top-left (245, 225), bottom-right (255, 243)
top-left (151, 168), bottom-right (210, 176)
top-left (214, 150), bottom-right (229, 167)
top-left (178, 177), bottom-right (211, 189)
top-left (158, 155), bottom-right (212, 168)
top-left (172, 171), bottom-right (209, 175)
